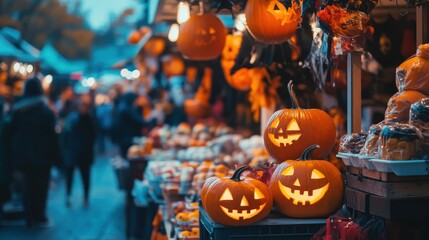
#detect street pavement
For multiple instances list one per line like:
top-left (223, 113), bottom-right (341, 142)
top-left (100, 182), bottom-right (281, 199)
top-left (0, 153), bottom-right (127, 240)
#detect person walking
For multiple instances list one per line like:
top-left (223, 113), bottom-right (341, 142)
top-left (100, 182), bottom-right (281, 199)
top-left (61, 95), bottom-right (96, 208)
top-left (7, 77), bottom-right (61, 227)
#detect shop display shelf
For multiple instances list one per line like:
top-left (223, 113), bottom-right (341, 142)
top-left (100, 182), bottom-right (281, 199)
top-left (199, 206), bottom-right (325, 240)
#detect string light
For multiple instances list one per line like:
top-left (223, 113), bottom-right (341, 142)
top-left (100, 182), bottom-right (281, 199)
top-left (177, 1), bottom-right (190, 24)
top-left (168, 23), bottom-right (180, 42)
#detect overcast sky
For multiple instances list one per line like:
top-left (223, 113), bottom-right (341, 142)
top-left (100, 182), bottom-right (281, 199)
top-left (62, 0), bottom-right (143, 31)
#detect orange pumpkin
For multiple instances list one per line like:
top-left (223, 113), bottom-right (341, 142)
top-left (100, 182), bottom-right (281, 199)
top-left (201, 166), bottom-right (273, 226)
top-left (128, 30), bottom-right (142, 44)
top-left (263, 81), bottom-right (336, 161)
top-left (269, 145), bottom-right (344, 218)
top-left (143, 37), bottom-right (166, 56)
top-left (245, 0), bottom-right (301, 44)
top-left (385, 91), bottom-right (426, 123)
top-left (222, 34), bottom-right (243, 61)
top-left (162, 55), bottom-right (185, 77)
top-left (184, 99), bottom-right (210, 118)
top-left (229, 68), bottom-right (252, 91)
top-left (396, 43), bottom-right (429, 95)
top-left (177, 14), bottom-right (227, 60)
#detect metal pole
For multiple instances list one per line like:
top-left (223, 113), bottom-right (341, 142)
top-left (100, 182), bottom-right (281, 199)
top-left (347, 52), bottom-right (362, 134)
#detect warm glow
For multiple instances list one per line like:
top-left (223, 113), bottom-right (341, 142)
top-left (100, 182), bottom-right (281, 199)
top-left (268, 118), bottom-right (302, 147)
top-left (240, 196), bottom-right (249, 206)
top-left (254, 188), bottom-right (265, 200)
top-left (281, 166), bottom-right (294, 176)
top-left (45, 75), bottom-right (53, 84)
top-left (177, 1), bottom-right (190, 24)
top-left (87, 77), bottom-right (96, 87)
top-left (220, 188), bottom-right (233, 201)
top-left (235, 13), bottom-right (247, 32)
top-left (278, 181), bottom-right (329, 205)
top-left (13, 62), bottom-right (20, 72)
top-left (26, 64), bottom-right (34, 73)
top-left (132, 70), bottom-right (140, 78)
top-left (168, 23), bottom-right (180, 42)
top-left (311, 169), bottom-right (325, 179)
top-left (120, 68), bottom-right (129, 78)
top-left (220, 203), bottom-right (267, 220)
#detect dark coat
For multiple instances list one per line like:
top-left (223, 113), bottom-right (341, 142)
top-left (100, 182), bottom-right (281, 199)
top-left (61, 111), bottom-right (96, 167)
top-left (113, 93), bottom-right (154, 150)
top-left (8, 96), bottom-right (60, 168)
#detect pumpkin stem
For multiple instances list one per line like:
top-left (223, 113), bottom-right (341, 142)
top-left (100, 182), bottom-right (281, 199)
top-left (299, 144), bottom-right (320, 160)
top-left (230, 165), bottom-right (252, 182)
top-left (287, 80), bottom-right (301, 109)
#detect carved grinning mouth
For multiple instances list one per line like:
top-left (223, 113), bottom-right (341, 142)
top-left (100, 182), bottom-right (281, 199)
top-left (278, 181), bottom-right (329, 205)
top-left (220, 203), bottom-right (267, 220)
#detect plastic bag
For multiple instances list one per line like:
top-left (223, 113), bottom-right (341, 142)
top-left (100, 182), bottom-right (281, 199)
top-left (339, 132), bottom-right (367, 154)
top-left (396, 43), bottom-right (429, 95)
top-left (385, 91), bottom-right (427, 123)
top-left (380, 123), bottom-right (424, 160)
top-left (410, 98), bottom-right (429, 159)
top-left (359, 122), bottom-right (385, 157)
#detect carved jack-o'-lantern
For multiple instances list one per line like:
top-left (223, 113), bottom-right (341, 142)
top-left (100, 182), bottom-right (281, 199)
top-left (264, 81), bottom-right (336, 161)
top-left (143, 37), bottom-right (166, 56)
top-left (245, 0), bottom-right (301, 44)
top-left (177, 14), bottom-right (227, 60)
top-left (201, 166), bottom-right (272, 226)
top-left (269, 145), bottom-right (344, 218)
top-left (162, 54), bottom-right (185, 78)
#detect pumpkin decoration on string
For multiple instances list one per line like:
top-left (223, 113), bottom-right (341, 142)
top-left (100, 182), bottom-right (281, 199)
top-left (269, 145), bottom-right (344, 218)
top-left (128, 29), bottom-right (142, 44)
top-left (143, 37), bottom-right (166, 56)
top-left (245, 0), bottom-right (302, 44)
top-left (184, 68), bottom-right (212, 118)
top-left (177, 14), bottom-right (227, 60)
top-left (162, 54), bottom-right (185, 78)
top-left (221, 34), bottom-right (252, 91)
top-left (264, 81), bottom-right (336, 161)
top-left (201, 166), bottom-right (273, 226)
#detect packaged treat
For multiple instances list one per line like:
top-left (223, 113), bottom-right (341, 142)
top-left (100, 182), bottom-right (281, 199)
top-left (384, 91), bottom-right (426, 123)
top-left (360, 122), bottom-right (385, 157)
top-left (380, 124), bottom-right (423, 160)
top-left (396, 43), bottom-right (429, 95)
top-left (410, 98), bottom-right (429, 159)
top-left (339, 132), bottom-right (367, 154)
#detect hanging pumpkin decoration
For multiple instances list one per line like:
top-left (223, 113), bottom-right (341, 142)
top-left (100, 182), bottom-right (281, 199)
top-left (177, 14), bottom-right (227, 60)
top-left (201, 166), bottom-right (273, 226)
top-left (221, 34), bottom-right (253, 91)
top-left (162, 54), bottom-right (185, 78)
top-left (245, 0), bottom-right (302, 44)
top-left (184, 68), bottom-right (212, 118)
top-left (128, 29), bottom-right (142, 44)
top-left (269, 145), bottom-right (344, 218)
top-left (143, 37), bottom-right (166, 56)
top-left (264, 81), bottom-right (336, 161)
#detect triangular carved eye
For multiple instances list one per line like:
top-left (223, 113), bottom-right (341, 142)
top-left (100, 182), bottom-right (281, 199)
top-left (281, 166), bottom-right (294, 176)
top-left (240, 196), bottom-right (249, 206)
top-left (209, 28), bottom-right (216, 34)
top-left (311, 169), bottom-right (325, 179)
top-left (254, 187), bottom-right (265, 199)
top-left (220, 188), bottom-right (233, 201)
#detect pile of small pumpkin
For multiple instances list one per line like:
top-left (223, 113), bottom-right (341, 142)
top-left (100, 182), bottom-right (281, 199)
top-left (172, 201), bottom-right (200, 239)
top-left (201, 82), bottom-right (344, 226)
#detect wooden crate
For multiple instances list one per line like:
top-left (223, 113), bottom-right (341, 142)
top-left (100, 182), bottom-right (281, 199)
top-left (345, 167), bottom-right (429, 220)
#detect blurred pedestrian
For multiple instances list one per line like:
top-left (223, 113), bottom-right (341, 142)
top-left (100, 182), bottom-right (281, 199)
top-left (94, 96), bottom-right (113, 154)
top-left (61, 95), bottom-right (96, 208)
top-left (7, 77), bottom-right (61, 227)
top-left (112, 92), bottom-right (155, 159)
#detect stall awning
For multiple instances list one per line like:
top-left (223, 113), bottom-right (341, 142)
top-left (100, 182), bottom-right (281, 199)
top-left (0, 27), bottom-right (40, 62)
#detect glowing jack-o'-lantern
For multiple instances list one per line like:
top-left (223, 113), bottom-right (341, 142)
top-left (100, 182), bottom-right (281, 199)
top-left (269, 145), bottom-right (344, 218)
top-left (245, 0), bottom-right (302, 44)
top-left (177, 14), bottom-right (227, 60)
top-left (201, 166), bottom-right (272, 226)
top-left (264, 81), bottom-right (336, 161)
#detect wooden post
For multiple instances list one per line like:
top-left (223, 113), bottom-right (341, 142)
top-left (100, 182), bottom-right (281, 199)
top-left (347, 52), bottom-right (362, 134)
top-left (416, 3), bottom-right (429, 46)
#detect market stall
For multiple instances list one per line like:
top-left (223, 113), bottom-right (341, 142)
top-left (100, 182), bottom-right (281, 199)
top-left (116, 0), bottom-right (429, 239)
